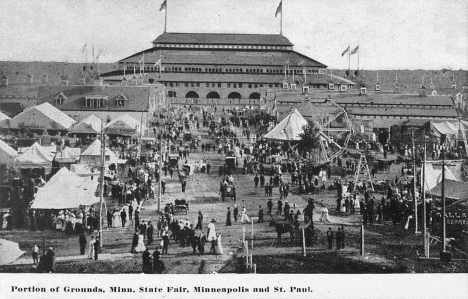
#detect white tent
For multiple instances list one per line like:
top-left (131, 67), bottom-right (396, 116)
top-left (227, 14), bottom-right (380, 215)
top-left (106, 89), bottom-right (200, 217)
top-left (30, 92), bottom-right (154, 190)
top-left (54, 147), bottom-right (80, 164)
top-left (0, 139), bottom-right (17, 165)
top-left (264, 108), bottom-right (308, 141)
top-left (80, 139), bottom-right (118, 165)
top-left (9, 102), bottom-right (75, 130)
top-left (14, 142), bottom-right (54, 167)
top-left (423, 163), bottom-right (458, 192)
top-left (0, 239), bottom-right (25, 265)
top-left (0, 111), bottom-right (10, 128)
top-left (69, 114), bottom-right (102, 134)
top-left (30, 167), bottom-right (98, 209)
top-left (104, 114), bottom-right (140, 136)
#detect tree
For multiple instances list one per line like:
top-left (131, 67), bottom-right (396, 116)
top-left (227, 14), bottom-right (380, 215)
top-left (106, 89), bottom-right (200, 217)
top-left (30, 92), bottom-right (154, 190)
top-left (297, 120), bottom-right (321, 161)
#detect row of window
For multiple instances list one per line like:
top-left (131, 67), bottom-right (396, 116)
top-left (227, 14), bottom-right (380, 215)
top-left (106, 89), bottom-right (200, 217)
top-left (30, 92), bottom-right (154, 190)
top-left (153, 43), bottom-right (293, 50)
top-left (353, 115), bottom-right (450, 120)
top-left (126, 65), bottom-right (319, 74)
top-left (163, 82), bottom-right (283, 89)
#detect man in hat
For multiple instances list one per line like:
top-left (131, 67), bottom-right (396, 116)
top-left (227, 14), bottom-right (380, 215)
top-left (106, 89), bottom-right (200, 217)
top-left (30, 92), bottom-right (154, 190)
top-left (196, 211), bottom-right (203, 230)
top-left (267, 198), bottom-right (273, 215)
top-left (142, 247), bottom-right (153, 274)
top-left (147, 221), bottom-right (154, 245)
top-left (120, 207), bottom-right (127, 228)
top-left (258, 206), bottom-right (264, 223)
top-left (233, 205), bottom-right (239, 222)
top-left (226, 207), bottom-right (232, 226)
top-left (161, 180), bottom-right (166, 194)
top-left (277, 198), bottom-right (283, 215)
top-left (78, 233), bottom-right (87, 255)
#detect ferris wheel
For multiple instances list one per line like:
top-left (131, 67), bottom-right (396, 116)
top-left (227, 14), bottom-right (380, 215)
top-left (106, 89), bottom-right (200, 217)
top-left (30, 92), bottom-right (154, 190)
top-left (311, 96), bottom-right (353, 163)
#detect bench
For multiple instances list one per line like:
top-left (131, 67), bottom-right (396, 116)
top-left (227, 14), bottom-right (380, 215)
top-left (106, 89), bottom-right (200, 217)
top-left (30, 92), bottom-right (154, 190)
top-left (174, 199), bottom-right (189, 214)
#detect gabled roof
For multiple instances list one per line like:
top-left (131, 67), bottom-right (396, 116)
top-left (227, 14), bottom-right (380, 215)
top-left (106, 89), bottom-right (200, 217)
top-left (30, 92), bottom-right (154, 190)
top-left (37, 85), bottom-right (151, 112)
top-left (54, 92), bottom-right (68, 100)
top-left (9, 102), bottom-right (75, 130)
top-left (14, 142), bottom-right (54, 166)
top-left (152, 32), bottom-right (294, 46)
top-left (54, 147), bottom-right (80, 163)
top-left (264, 108), bottom-right (308, 141)
top-left (0, 111), bottom-right (10, 121)
top-left (81, 139), bottom-right (118, 160)
top-left (0, 139), bottom-right (17, 165)
top-left (69, 114), bottom-right (102, 134)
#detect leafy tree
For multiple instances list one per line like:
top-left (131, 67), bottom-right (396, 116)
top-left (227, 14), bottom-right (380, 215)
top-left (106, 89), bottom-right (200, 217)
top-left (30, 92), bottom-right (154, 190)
top-left (297, 120), bottom-right (321, 160)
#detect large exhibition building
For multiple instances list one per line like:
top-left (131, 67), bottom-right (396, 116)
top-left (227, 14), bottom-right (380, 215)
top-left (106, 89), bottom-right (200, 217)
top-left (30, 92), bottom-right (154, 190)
top-left (102, 32), bottom-right (356, 100)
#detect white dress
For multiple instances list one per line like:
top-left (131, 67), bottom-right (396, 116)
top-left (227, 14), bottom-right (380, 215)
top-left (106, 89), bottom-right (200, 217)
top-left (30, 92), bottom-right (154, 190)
top-left (135, 234), bottom-right (145, 252)
top-left (207, 222), bottom-right (216, 241)
top-left (88, 239), bottom-right (95, 259)
top-left (240, 208), bottom-right (250, 223)
top-left (215, 235), bottom-right (224, 255)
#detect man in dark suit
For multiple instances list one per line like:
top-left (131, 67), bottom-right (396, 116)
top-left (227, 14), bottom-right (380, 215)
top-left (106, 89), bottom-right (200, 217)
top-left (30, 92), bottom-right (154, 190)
top-left (142, 247), bottom-right (153, 274)
top-left (326, 227), bottom-right (334, 250)
top-left (120, 209), bottom-right (127, 227)
top-left (267, 199), bottom-right (273, 215)
top-left (226, 207), bottom-right (232, 226)
top-left (140, 220), bottom-right (147, 240)
top-left (258, 206), bottom-right (264, 223)
top-left (79, 233), bottom-right (87, 255)
top-left (147, 221), bottom-right (154, 245)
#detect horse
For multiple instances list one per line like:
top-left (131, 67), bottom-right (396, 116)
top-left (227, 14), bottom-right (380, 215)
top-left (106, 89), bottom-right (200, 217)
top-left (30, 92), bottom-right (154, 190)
top-left (269, 218), bottom-right (295, 244)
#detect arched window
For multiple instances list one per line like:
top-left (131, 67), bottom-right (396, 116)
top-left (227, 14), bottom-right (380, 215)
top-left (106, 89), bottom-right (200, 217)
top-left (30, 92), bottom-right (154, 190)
top-left (249, 92), bottom-right (261, 99)
top-left (206, 91), bottom-right (221, 99)
top-left (228, 92), bottom-right (242, 99)
top-left (185, 91), bottom-right (199, 98)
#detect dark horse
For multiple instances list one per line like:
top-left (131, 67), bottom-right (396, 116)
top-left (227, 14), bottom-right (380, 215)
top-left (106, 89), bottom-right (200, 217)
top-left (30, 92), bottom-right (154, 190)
top-left (269, 218), bottom-right (295, 244)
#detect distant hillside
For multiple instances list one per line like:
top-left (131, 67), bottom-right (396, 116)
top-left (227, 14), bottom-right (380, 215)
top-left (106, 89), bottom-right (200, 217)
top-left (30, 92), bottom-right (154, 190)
top-left (331, 69), bottom-right (468, 93)
top-left (0, 61), bottom-right (118, 85)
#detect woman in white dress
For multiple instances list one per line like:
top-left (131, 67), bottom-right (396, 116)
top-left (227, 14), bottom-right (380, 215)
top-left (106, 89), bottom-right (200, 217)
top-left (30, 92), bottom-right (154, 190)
top-left (215, 234), bottom-right (224, 255)
top-left (240, 206), bottom-right (250, 223)
top-left (135, 231), bottom-right (146, 252)
top-left (88, 236), bottom-right (95, 259)
top-left (207, 219), bottom-right (217, 242)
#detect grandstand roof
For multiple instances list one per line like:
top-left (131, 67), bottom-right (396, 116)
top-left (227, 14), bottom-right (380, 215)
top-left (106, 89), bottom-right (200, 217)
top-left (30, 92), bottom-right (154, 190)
top-left (152, 32), bottom-right (294, 47)
top-left (119, 48), bottom-right (326, 68)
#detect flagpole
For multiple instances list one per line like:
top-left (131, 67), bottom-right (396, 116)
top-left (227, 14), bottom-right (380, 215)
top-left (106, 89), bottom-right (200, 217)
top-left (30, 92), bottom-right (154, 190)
top-left (348, 43), bottom-right (350, 71)
top-left (159, 50), bottom-right (162, 79)
top-left (357, 45), bottom-right (360, 70)
top-left (280, 2), bottom-right (283, 36)
top-left (164, 0), bottom-right (168, 33)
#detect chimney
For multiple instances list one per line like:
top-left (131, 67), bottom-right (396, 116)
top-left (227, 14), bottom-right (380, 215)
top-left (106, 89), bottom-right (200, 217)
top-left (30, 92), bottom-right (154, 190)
top-left (419, 85), bottom-right (427, 97)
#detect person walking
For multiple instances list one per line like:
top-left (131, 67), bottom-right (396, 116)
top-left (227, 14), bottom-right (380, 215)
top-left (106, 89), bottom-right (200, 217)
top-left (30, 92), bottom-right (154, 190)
top-left (240, 206), bottom-right (250, 223)
top-left (254, 175), bottom-right (259, 188)
top-left (326, 227), bottom-right (334, 250)
top-left (147, 221), bottom-right (154, 245)
top-left (31, 244), bottom-right (39, 265)
top-left (195, 211), bottom-right (203, 230)
top-left (162, 231), bottom-right (169, 255)
top-left (79, 233), bottom-right (87, 255)
top-left (258, 206), bottom-right (264, 223)
top-left (336, 228), bottom-right (342, 250)
top-left (267, 198), bottom-right (273, 215)
top-left (88, 236), bottom-right (96, 259)
top-left (233, 205), bottom-right (239, 222)
top-left (131, 232), bottom-right (139, 253)
top-left (226, 207), bottom-right (232, 226)
top-left (94, 237), bottom-right (100, 260)
top-left (260, 175), bottom-right (265, 188)
top-left (142, 247), bottom-right (153, 274)
top-left (120, 208), bottom-right (127, 227)
top-left (161, 180), bottom-right (166, 194)
top-left (277, 199), bottom-right (283, 215)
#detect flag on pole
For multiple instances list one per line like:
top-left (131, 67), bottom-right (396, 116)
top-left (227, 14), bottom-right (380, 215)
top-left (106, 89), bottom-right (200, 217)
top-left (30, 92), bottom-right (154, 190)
top-left (350, 45), bottom-right (359, 55)
top-left (275, 1), bottom-right (282, 17)
top-left (341, 46), bottom-right (350, 56)
top-left (160, 0), bottom-right (167, 11)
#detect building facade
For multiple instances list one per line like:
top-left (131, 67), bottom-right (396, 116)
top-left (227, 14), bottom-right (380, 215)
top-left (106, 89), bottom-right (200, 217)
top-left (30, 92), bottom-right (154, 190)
top-left (102, 32), bottom-right (355, 102)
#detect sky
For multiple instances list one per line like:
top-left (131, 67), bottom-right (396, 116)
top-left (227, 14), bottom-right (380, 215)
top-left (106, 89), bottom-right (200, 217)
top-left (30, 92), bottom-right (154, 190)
top-left (0, 0), bottom-right (467, 70)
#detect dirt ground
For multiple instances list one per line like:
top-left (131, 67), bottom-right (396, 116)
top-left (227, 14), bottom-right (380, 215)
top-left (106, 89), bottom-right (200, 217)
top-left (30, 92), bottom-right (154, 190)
top-left (1, 108), bottom-right (467, 274)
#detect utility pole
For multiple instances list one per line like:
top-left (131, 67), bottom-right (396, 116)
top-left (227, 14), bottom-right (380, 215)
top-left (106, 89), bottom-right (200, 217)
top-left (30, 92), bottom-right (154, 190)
top-left (98, 121), bottom-right (105, 248)
top-left (422, 135), bottom-right (428, 257)
top-left (441, 139), bottom-right (446, 253)
top-left (158, 133), bottom-right (162, 213)
top-left (412, 130), bottom-right (418, 234)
